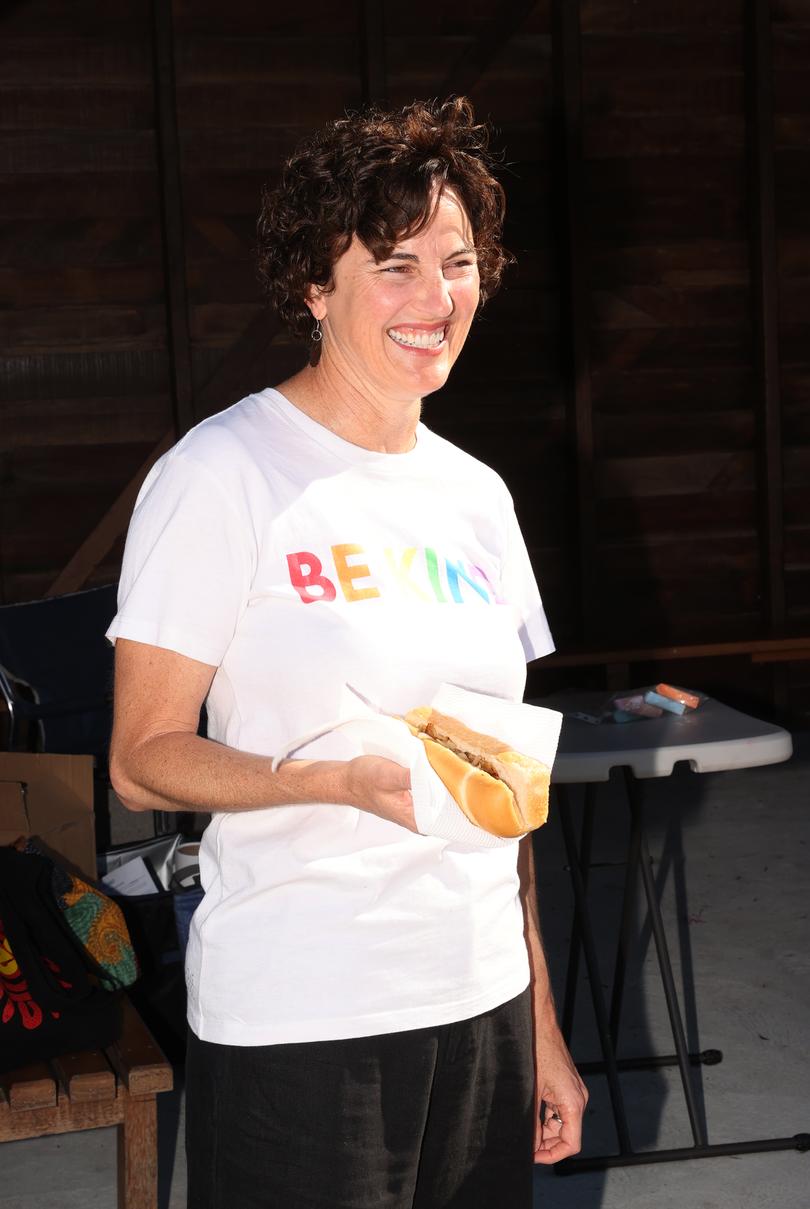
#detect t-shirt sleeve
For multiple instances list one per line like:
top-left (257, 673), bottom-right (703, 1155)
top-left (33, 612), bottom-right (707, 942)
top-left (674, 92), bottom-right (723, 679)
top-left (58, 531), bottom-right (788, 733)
top-left (500, 489), bottom-right (555, 663)
top-left (106, 449), bottom-right (254, 666)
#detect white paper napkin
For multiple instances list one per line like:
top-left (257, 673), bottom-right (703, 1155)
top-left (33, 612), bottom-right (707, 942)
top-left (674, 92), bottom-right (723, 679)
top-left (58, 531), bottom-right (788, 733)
top-left (271, 684), bottom-right (562, 848)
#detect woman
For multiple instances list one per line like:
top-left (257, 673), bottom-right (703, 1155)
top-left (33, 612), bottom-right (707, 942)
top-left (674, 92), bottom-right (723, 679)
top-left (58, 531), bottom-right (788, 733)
top-left (108, 97), bottom-right (587, 1208)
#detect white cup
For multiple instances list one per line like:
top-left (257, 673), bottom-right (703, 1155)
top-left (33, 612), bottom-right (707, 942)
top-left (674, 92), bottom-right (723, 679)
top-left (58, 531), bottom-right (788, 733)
top-left (174, 841), bottom-right (199, 871)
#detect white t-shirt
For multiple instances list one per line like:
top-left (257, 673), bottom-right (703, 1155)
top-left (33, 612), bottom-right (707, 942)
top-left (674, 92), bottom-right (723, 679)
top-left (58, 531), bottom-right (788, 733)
top-left (108, 387), bottom-right (554, 1045)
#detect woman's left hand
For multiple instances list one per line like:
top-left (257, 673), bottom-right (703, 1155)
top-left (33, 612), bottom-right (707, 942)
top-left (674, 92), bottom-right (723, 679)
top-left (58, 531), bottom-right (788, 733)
top-left (533, 1016), bottom-right (589, 1165)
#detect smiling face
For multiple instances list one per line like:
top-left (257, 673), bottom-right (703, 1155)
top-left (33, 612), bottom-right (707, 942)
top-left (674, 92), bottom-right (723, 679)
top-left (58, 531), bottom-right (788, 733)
top-left (308, 188), bottom-right (481, 406)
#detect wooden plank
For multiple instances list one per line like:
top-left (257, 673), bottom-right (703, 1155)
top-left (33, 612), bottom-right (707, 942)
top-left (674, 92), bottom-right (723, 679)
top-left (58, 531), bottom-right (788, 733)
top-left (152, 0), bottom-right (194, 436)
top-left (584, 113), bottom-right (745, 157)
top-left (41, 304), bottom-right (285, 598)
top-left (0, 218), bottom-right (161, 269)
top-left (591, 239), bottom-right (749, 285)
top-left (0, 352), bottom-right (170, 403)
top-left (0, 265), bottom-right (165, 306)
top-left (386, 32), bottom-right (550, 83)
top-left (361, 0), bottom-right (387, 105)
top-left (581, 0), bottom-right (742, 31)
top-left (0, 86), bottom-right (155, 131)
top-left (47, 431), bottom-right (174, 597)
top-left (596, 492), bottom-right (757, 537)
top-left (0, 1093), bottom-right (124, 1143)
top-left (0, 37), bottom-right (151, 84)
top-left (193, 307), bottom-right (282, 422)
top-left (51, 1048), bottom-right (116, 1104)
top-left (595, 451), bottom-right (756, 498)
top-left (106, 998), bottom-right (173, 1098)
top-left (594, 410), bottom-right (756, 458)
top-left (554, 0), bottom-right (596, 638)
top-left (176, 80), bottom-right (356, 128)
top-left (0, 305), bottom-right (167, 354)
top-left (0, 131), bottom-right (157, 174)
top-left (591, 284), bottom-right (749, 329)
top-left (176, 33), bottom-right (362, 79)
top-left (172, 130), bottom-right (313, 175)
top-left (117, 1092), bottom-right (158, 1209)
top-left (189, 302), bottom-right (264, 346)
top-left (543, 635), bottom-right (810, 668)
top-left (172, 0), bottom-right (357, 35)
top-left (592, 367), bottom-right (755, 413)
top-left (0, 173), bottom-right (160, 220)
top-left (582, 31), bottom-right (744, 77)
top-left (751, 647), bottom-right (810, 664)
top-left (438, 0), bottom-right (539, 97)
top-left (0, 1061), bottom-right (57, 1111)
top-left (0, 395), bottom-right (171, 450)
top-left (746, 0), bottom-right (786, 634)
top-left (1, 0), bottom-right (149, 35)
top-left (584, 71), bottom-right (746, 115)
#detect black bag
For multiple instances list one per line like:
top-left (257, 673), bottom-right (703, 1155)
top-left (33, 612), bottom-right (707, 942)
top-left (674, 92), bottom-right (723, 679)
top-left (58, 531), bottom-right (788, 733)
top-left (97, 835), bottom-right (189, 1064)
top-left (0, 847), bottom-right (121, 1073)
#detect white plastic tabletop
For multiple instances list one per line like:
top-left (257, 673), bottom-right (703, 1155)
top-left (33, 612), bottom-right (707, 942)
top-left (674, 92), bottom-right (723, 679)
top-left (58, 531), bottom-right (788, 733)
top-left (529, 692), bottom-right (793, 784)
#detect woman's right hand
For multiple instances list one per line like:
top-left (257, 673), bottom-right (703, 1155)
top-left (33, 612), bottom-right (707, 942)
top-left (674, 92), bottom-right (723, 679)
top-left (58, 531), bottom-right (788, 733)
top-left (343, 755), bottom-right (417, 832)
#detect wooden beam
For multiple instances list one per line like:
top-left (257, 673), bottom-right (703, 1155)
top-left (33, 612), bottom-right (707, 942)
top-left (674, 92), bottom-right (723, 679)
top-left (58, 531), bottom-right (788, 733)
top-left (553, 0), bottom-right (596, 638)
top-left (152, 0), bottom-right (194, 436)
top-left (47, 429), bottom-right (175, 597)
top-left (360, 0), bottom-right (387, 107)
top-left (746, 0), bottom-right (785, 635)
top-left (543, 635), bottom-right (810, 669)
top-left (751, 648), bottom-right (810, 665)
top-left (439, 0), bottom-right (539, 99)
top-left (194, 308), bottom-right (282, 423)
top-left (48, 309), bottom-right (283, 596)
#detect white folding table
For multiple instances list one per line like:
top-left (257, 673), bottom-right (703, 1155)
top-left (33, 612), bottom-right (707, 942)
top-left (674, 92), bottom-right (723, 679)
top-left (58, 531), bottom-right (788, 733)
top-left (530, 692), bottom-right (809, 1172)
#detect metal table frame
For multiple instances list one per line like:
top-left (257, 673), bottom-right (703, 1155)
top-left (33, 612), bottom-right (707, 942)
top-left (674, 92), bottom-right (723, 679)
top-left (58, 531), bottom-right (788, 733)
top-left (534, 693), bottom-right (810, 1173)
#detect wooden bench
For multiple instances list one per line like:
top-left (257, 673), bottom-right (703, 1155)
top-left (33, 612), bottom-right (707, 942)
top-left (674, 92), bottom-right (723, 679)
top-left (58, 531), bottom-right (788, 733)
top-left (0, 995), bottom-right (174, 1209)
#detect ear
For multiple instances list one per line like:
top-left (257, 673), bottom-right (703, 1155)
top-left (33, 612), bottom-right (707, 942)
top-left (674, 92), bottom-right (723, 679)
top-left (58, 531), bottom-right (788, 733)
top-left (306, 285), bottom-right (328, 323)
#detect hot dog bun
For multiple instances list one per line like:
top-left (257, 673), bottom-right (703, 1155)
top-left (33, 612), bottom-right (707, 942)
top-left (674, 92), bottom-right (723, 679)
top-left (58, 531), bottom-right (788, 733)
top-left (405, 706), bottom-right (550, 838)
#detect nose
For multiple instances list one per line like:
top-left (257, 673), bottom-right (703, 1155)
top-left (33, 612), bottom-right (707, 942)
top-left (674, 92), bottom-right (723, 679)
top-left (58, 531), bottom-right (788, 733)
top-left (415, 267), bottom-right (454, 318)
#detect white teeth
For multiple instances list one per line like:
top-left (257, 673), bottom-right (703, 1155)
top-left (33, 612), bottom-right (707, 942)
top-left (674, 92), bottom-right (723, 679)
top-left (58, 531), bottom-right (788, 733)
top-left (388, 327), bottom-right (445, 349)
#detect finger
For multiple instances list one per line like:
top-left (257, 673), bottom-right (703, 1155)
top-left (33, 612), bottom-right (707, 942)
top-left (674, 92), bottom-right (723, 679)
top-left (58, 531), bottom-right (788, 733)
top-left (533, 1105), bottom-right (583, 1165)
top-left (534, 1120), bottom-right (583, 1162)
top-left (534, 1138), bottom-right (580, 1165)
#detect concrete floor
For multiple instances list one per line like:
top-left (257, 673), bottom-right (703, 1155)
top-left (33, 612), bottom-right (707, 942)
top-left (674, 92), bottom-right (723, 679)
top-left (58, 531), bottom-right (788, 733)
top-left (2, 736), bottom-right (808, 1208)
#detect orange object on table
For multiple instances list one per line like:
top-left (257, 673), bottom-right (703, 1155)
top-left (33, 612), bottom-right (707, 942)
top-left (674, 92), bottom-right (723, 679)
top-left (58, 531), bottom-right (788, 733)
top-left (655, 683), bottom-right (701, 710)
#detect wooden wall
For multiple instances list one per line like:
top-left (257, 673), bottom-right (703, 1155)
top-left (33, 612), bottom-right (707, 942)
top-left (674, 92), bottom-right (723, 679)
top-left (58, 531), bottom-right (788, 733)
top-left (1, 0), bottom-right (808, 718)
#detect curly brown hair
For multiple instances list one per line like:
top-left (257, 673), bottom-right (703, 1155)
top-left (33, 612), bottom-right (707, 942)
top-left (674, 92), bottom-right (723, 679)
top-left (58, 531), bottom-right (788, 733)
top-left (256, 97), bottom-right (512, 342)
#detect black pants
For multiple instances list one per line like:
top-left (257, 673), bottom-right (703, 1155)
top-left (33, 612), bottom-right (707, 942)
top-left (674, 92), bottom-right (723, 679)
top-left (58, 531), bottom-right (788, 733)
top-left (185, 989), bottom-right (534, 1209)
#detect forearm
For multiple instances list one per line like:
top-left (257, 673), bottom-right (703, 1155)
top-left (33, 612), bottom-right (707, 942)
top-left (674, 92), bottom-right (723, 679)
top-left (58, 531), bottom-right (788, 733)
top-left (110, 729), bottom-right (351, 815)
top-left (518, 835), bottom-right (559, 1029)
top-left (519, 836), bottom-right (589, 1160)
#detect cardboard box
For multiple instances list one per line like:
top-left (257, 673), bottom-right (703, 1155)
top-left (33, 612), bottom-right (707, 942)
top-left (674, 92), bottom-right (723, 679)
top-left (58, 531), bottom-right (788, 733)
top-left (0, 753), bottom-right (96, 878)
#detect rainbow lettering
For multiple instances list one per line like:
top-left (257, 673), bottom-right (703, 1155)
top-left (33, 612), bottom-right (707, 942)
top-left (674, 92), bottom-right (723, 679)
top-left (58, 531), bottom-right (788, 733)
top-left (286, 544), bottom-right (499, 606)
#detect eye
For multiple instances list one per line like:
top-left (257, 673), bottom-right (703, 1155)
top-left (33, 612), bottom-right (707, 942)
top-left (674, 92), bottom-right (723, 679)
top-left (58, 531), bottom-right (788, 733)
top-left (381, 264), bottom-right (411, 274)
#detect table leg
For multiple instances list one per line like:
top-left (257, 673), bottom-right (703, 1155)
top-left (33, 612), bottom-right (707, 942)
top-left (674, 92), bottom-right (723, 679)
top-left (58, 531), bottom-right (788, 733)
top-left (560, 784), bottom-right (596, 1044)
top-left (608, 767), bottom-right (644, 1046)
top-left (625, 776), bottom-right (708, 1148)
top-left (557, 786), bottom-right (633, 1155)
top-left (557, 773), bottom-right (810, 1172)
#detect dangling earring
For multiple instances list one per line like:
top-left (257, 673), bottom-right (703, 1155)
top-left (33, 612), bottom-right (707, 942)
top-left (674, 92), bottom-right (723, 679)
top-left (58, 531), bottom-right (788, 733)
top-left (309, 317), bottom-right (323, 366)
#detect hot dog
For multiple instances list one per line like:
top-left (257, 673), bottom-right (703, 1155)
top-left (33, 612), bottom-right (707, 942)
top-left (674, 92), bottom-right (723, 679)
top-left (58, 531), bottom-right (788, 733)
top-left (404, 706), bottom-right (551, 838)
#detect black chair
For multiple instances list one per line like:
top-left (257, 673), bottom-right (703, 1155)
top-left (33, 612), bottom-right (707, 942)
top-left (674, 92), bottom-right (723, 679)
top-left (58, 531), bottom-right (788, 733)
top-left (0, 584), bottom-right (118, 848)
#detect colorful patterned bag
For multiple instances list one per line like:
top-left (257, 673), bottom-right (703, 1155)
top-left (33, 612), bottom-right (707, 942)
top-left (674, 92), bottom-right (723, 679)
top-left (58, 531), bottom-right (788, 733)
top-left (0, 846), bottom-right (123, 1072)
top-left (15, 837), bottom-right (139, 992)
